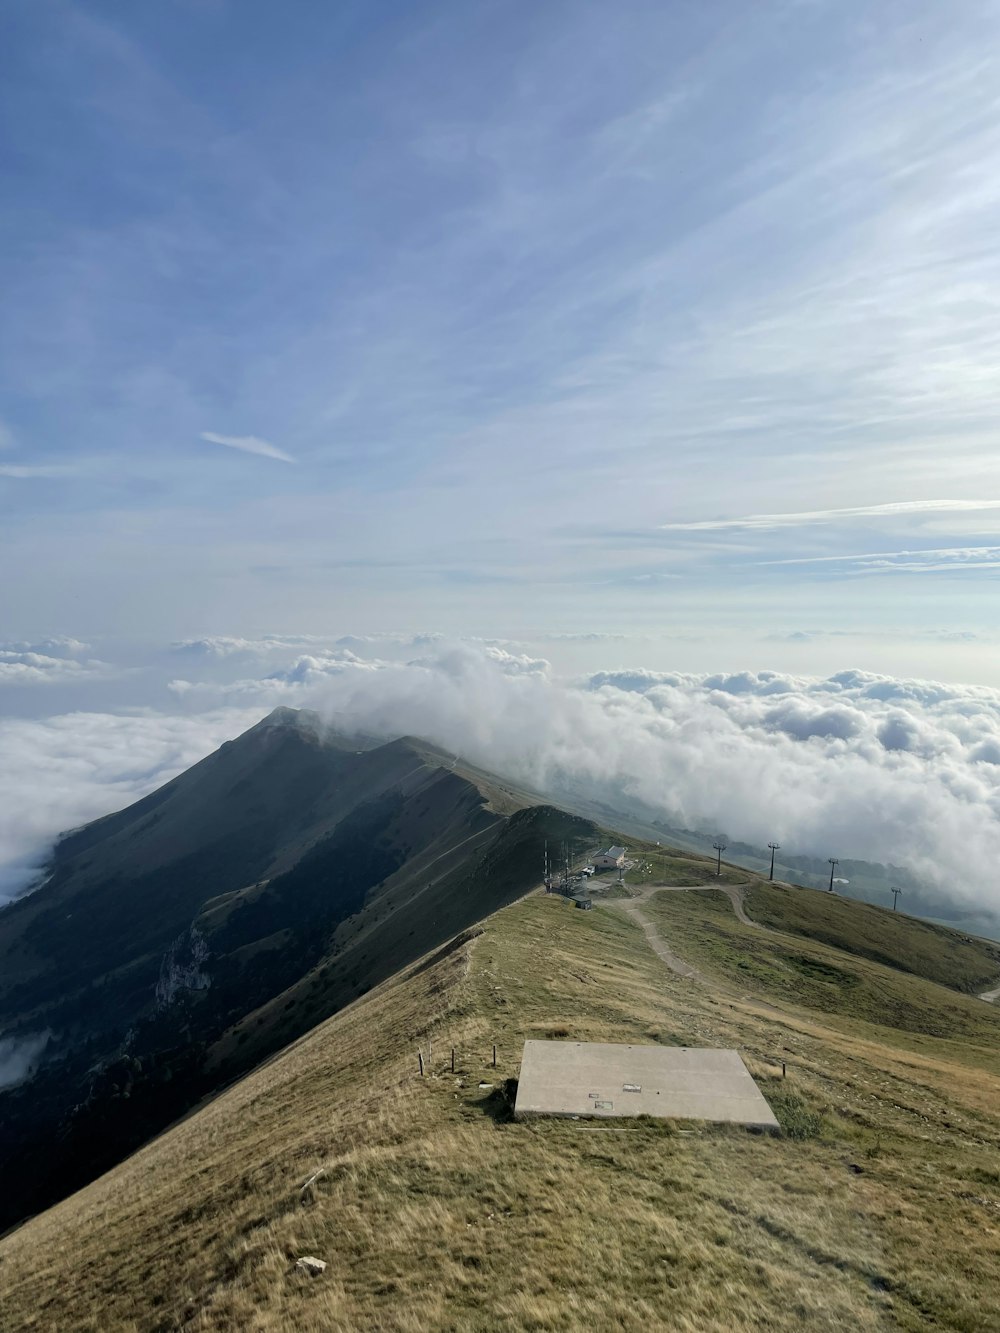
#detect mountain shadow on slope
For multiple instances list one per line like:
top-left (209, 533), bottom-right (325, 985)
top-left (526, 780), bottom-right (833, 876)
top-left (0, 709), bottom-right (599, 1233)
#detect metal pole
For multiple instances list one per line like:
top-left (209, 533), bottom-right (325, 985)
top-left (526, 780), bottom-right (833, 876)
top-left (891, 887), bottom-right (902, 912)
top-left (828, 858), bottom-right (838, 892)
top-left (768, 842), bottom-right (780, 881)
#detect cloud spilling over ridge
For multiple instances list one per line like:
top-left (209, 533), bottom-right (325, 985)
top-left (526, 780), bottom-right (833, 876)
top-left (6, 647), bottom-right (1000, 916)
top-left (170, 647), bottom-right (1000, 911)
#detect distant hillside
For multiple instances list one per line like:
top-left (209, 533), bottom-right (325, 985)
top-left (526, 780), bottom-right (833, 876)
top-left (743, 881), bottom-right (1000, 995)
top-left (2, 858), bottom-right (999, 1330)
top-left (0, 708), bottom-right (599, 1232)
top-left (546, 779), bottom-right (1000, 940)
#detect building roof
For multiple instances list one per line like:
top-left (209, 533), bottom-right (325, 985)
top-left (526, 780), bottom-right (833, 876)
top-left (601, 846), bottom-right (626, 859)
top-left (513, 1040), bottom-right (779, 1129)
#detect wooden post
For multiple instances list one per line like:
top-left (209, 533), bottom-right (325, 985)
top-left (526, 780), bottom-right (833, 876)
top-left (451, 1047), bottom-right (455, 1074)
top-left (782, 1061), bottom-right (786, 1079)
top-left (418, 1052), bottom-right (424, 1076)
top-left (493, 1044), bottom-right (497, 1068)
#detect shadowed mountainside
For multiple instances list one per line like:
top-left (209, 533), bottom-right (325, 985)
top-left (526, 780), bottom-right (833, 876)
top-left (0, 707), bottom-right (599, 1232)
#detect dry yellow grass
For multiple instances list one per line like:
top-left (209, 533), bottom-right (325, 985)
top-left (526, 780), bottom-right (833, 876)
top-left (1, 887), bottom-right (999, 1332)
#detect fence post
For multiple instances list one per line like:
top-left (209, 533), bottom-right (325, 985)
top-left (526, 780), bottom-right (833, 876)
top-left (418, 1052), bottom-right (424, 1076)
top-left (782, 1061), bottom-right (786, 1079)
top-left (493, 1044), bottom-right (497, 1068)
top-left (451, 1047), bottom-right (455, 1074)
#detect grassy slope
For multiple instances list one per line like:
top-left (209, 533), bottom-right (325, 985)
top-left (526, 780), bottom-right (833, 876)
top-left (3, 861), bottom-right (1000, 1331)
top-left (743, 881), bottom-right (1000, 993)
top-left (644, 888), bottom-right (1000, 1050)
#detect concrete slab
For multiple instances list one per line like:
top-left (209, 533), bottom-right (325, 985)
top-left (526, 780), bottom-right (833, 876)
top-left (513, 1040), bottom-right (779, 1130)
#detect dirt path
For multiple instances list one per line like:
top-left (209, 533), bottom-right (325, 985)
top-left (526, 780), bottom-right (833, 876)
top-left (719, 884), bottom-right (757, 927)
top-left (609, 893), bottom-right (702, 980)
top-left (602, 880), bottom-right (760, 982)
top-left (608, 883), bottom-right (1000, 1029)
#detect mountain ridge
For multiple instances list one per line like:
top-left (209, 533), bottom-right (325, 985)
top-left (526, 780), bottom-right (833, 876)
top-left (0, 708), bottom-right (598, 1232)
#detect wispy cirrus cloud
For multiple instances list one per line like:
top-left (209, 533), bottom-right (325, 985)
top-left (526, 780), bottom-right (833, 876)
top-left (200, 432), bottom-right (295, 463)
top-left (0, 464), bottom-right (77, 479)
top-left (660, 500), bottom-right (1000, 532)
top-left (762, 546), bottom-right (1000, 573)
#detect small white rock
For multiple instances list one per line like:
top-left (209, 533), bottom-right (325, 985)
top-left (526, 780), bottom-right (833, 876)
top-left (296, 1256), bottom-right (327, 1276)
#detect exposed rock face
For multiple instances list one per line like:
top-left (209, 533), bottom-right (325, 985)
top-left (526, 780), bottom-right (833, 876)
top-left (155, 928), bottom-right (211, 1008)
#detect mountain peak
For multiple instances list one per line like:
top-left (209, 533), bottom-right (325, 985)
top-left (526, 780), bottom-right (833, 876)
top-left (257, 705), bottom-right (323, 733)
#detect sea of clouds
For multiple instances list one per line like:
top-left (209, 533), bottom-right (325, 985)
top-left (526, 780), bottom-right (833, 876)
top-left (4, 641), bottom-right (1000, 918)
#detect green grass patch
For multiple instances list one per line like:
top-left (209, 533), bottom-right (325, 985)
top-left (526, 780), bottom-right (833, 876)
top-left (745, 881), bottom-right (1000, 994)
top-left (765, 1089), bottom-right (826, 1140)
top-left (644, 889), bottom-right (1000, 1048)
top-left (625, 852), bottom-right (748, 887)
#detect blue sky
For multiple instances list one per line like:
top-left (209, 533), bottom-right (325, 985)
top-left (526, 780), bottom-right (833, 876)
top-left (4, 0), bottom-right (1000, 683)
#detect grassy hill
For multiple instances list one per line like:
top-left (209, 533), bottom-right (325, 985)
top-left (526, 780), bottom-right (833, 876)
top-left (3, 855), bottom-right (999, 1331)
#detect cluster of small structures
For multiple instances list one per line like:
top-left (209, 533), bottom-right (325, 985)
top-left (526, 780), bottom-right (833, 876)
top-left (542, 839), bottom-right (650, 911)
top-left (542, 841), bottom-right (635, 910)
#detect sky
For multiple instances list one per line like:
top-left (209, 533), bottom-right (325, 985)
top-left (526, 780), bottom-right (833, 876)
top-left (3, 0), bottom-right (1000, 670)
top-left (5, 2), bottom-right (1000, 920)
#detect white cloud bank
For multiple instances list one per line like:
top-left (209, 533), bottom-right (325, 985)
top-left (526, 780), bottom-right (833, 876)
top-left (5, 648), bottom-right (1000, 918)
top-left (168, 647), bottom-right (1000, 914)
top-left (0, 639), bottom-right (110, 686)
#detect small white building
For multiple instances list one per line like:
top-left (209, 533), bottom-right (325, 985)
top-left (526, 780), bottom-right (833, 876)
top-left (593, 846), bottom-right (626, 870)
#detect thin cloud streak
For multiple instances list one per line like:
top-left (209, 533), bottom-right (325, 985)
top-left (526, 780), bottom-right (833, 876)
top-left (660, 500), bottom-right (1000, 532)
top-left (762, 546), bottom-right (1000, 571)
top-left (200, 432), bottom-right (295, 464)
top-left (0, 465), bottom-right (77, 479)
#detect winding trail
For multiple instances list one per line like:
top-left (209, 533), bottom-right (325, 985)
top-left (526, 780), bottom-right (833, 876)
top-left (719, 884), bottom-right (756, 928)
top-left (610, 890), bottom-right (703, 980)
top-left (601, 879), bottom-right (761, 984)
top-left (603, 879), bottom-right (1000, 1019)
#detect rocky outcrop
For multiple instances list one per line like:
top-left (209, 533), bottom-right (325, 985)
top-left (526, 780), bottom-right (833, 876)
top-left (155, 928), bottom-right (211, 1008)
